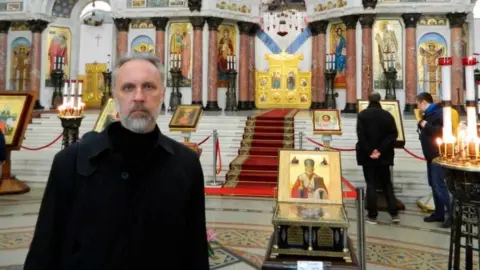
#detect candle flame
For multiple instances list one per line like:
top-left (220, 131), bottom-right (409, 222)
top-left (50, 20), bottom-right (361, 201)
top-left (436, 138), bottom-right (443, 145)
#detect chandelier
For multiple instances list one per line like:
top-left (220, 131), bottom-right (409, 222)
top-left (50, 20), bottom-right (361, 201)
top-left (262, 2), bottom-right (306, 37)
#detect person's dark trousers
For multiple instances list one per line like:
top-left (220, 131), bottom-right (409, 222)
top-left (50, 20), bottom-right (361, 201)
top-left (426, 161), bottom-right (451, 220)
top-left (363, 165), bottom-right (398, 218)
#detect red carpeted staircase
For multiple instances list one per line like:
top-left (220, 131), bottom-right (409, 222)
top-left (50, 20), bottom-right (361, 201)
top-left (223, 109), bottom-right (298, 189)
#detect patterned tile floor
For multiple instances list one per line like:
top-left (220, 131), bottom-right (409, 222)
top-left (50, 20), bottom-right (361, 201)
top-left (0, 186), bottom-right (476, 269)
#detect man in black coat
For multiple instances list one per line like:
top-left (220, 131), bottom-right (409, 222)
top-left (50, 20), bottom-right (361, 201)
top-left (416, 92), bottom-right (451, 228)
top-left (356, 92), bottom-right (399, 224)
top-left (24, 54), bottom-right (210, 269)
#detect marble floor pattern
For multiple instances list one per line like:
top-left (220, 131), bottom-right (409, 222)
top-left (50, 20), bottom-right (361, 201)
top-left (0, 185), bottom-right (475, 269)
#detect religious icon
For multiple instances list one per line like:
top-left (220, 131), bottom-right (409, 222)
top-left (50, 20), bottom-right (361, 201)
top-left (45, 26), bottom-right (71, 86)
top-left (287, 71), bottom-right (295, 90)
top-left (300, 79), bottom-right (307, 87)
top-left (260, 94), bottom-right (267, 102)
top-left (169, 105), bottom-right (203, 131)
top-left (417, 32), bottom-right (447, 99)
top-left (313, 109), bottom-right (342, 135)
top-left (168, 0), bottom-right (186, 6)
top-left (329, 23), bottom-right (346, 88)
top-left (131, 0), bottom-right (146, 7)
top-left (168, 23), bottom-right (193, 86)
top-left (272, 70), bottom-right (281, 89)
top-left (260, 77), bottom-right (267, 87)
top-left (0, 95), bottom-right (28, 145)
top-left (290, 158), bottom-right (329, 200)
top-left (131, 35), bottom-right (155, 54)
top-left (373, 20), bottom-right (403, 89)
top-left (300, 94), bottom-right (307, 102)
top-left (9, 37), bottom-right (31, 91)
top-left (217, 25), bottom-right (236, 87)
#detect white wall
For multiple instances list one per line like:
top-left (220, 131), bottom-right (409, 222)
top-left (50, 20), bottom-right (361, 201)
top-left (6, 30), bottom-right (31, 90)
top-left (79, 24), bottom-right (114, 74)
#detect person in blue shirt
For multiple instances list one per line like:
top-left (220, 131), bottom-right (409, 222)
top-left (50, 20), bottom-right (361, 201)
top-left (416, 92), bottom-right (451, 228)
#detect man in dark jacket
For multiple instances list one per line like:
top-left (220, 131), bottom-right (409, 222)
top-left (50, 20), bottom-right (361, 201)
top-left (416, 92), bottom-right (451, 228)
top-left (24, 54), bottom-right (210, 269)
top-left (356, 92), bottom-right (399, 224)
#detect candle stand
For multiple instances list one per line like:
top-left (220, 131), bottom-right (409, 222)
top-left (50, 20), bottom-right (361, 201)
top-left (59, 116), bottom-right (84, 149)
top-left (101, 70), bottom-right (112, 107)
top-left (324, 68), bottom-right (338, 109)
top-left (225, 69), bottom-right (238, 111)
top-left (384, 67), bottom-right (398, 100)
top-left (50, 69), bottom-right (65, 109)
top-left (169, 67), bottom-right (182, 111)
top-left (434, 155), bottom-right (480, 270)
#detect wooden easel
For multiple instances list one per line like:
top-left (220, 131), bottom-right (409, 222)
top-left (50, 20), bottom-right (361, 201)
top-left (0, 91), bottom-right (35, 195)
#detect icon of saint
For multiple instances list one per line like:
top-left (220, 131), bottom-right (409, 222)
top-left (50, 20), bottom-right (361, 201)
top-left (291, 159), bottom-right (329, 199)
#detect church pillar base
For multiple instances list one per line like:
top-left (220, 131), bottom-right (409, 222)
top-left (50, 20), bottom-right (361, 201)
top-left (204, 101), bottom-right (221, 111)
top-left (237, 101), bottom-right (250, 110)
top-left (310, 102), bottom-right (325, 109)
top-left (247, 101), bottom-right (256, 110)
top-left (191, 101), bottom-right (203, 106)
top-left (342, 103), bottom-right (357, 114)
top-left (452, 104), bottom-right (466, 115)
top-left (403, 103), bottom-right (416, 114)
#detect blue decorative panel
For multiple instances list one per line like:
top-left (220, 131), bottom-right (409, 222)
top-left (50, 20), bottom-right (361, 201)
top-left (52, 0), bottom-right (79, 18)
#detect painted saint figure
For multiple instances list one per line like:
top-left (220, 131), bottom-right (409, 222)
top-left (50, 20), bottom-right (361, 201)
top-left (181, 32), bottom-right (191, 79)
top-left (334, 27), bottom-right (346, 74)
top-left (218, 29), bottom-right (235, 80)
top-left (11, 44), bottom-right (30, 91)
top-left (375, 22), bottom-right (399, 71)
top-left (419, 43), bottom-right (444, 97)
top-left (272, 71), bottom-right (281, 89)
top-left (287, 71), bottom-right (295, 90)
top-left (316, 114), bottom-right (337, 130)
top-left (291, 159), bottom-right (329, 199)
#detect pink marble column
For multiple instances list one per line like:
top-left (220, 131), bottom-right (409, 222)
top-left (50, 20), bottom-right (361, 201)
top-left (237, 22), bottom-right (254, 110)
top-left (114, 18), bottom-right (131, 62)
top-left (248, 25), bottom-right (258, 109)
top-left (359, 15), bottom-right (375, 100)
top-left (341, 15), bottom-right (359, 113)
top-left (310, 30), bottom-right (318, 108)
top-left (28, 20), bottom-right (48, 109)
top-left (0, 21), bottom-right (11, 90)
top-left (311, 21), bottom-right (329, 108)
top-left (190, 17), bottom-right (205, 105)
top-left (152, 17), bottom-right (169, 65)
top-left (447, 13), bottom-right (467, 112)
top-left (402, 13), bottom-right (421, 113)
top-left (205, 17), bottom-right (223, 111)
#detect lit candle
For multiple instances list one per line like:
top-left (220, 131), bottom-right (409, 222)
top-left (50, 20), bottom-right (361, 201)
top-left (78, 81), bottom-right (83, 95)
top-left (476, 138), bottom-right (480, 160)
top-left (463, 56), bottom-right (476, 101)
top-left (63, 80), bottom-right (68, 95)
top-left (439, 57), bottom-right (452, 101)
top-left (436, 138), bottom-right (443, 157)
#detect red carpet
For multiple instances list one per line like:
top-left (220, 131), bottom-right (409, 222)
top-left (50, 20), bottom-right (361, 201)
top-left (223, 109), bottom-right (298, 190)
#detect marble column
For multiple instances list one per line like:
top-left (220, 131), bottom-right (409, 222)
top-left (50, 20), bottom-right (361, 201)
top-left (447, 13), bottom-right (467, 113)
top-left (314, 21), bottom-right (329, 108)
top-left (359, 15), bottom-right (375, 100)
top-left (309, 24), bottom-right (319, 109)
top-left (151, 17), bottom-right (169, 65)
top-left (341, 15), bottom-right (359, 113)
top-left (190, 17), bottom-right (205, 105)
top-left (205, 17), bottom-right (223, 111)
top-left (28, 20), bottom-right (48, 110)
top-left (248, 24), bottom-right (259, 109)
top-left (114, 18), bottom-right (131, 62)
top-left (0, 21), bottom-right (11, 90)
top-left (402, 13), bottom-right (421, 113)
top-left (237, 21), bottom-right (254, 110)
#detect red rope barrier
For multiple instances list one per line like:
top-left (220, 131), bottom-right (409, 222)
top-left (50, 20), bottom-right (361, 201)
top-left (402, 148), bottom-right (426, 161)
top-left (21, 134), bottom-right (63, 151)
top-left (197, 135), bottom-right (211, 146)
top-left (215, 140), bottom-right (222, 175)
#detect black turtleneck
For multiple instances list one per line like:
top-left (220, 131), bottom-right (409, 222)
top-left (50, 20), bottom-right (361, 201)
top-left (108, 122), bottom-right (159, 164)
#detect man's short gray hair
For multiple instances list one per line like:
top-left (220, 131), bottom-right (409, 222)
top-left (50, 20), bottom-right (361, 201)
top-left (112, 53), bottom-right (165, 89)
top-left (368, 92), bottom-right (381, 103)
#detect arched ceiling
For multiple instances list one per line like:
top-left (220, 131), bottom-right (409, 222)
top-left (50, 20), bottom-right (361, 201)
top-left (52, 0), bottom-right (79, 18)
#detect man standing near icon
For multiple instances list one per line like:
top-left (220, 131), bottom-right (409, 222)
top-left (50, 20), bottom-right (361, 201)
top-left (356, 92), bottom-right (399, 224)
top-left (291, 159), bottom-right (329, 199)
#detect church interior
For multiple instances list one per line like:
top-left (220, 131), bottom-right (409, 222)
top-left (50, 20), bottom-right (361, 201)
top-left (1, 0), bottom-right (480, 269)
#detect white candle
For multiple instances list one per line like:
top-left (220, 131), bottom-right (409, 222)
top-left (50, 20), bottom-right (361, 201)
top-left (63, 80), bottom-right (68, 95)
top-left (467, 106), bottom-right (477, 139)
top-left (464, 57), bottom-right (476, 101)
top-left (439, 57), bottom-right (452, 101)
top-left (442, 107), bottom-right (453, 139)
top-left (76, 96), bottom-right (82, 109)
top-left (71, 80), bottom-right (76, 96)
top-left (78, 81), bottom-right (82, 95)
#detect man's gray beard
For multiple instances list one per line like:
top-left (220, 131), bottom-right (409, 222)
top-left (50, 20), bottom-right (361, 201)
top-left (115, 101), bottom-right (160, 134)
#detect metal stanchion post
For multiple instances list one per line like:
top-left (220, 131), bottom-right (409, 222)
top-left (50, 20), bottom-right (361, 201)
top-left (321, 134), bottom-right (332, 150)
top-left (299, 131), bottom-right (304, 149)
top-left (356, 187), bottom-right (366, 270)
top-left (206, 129), bottom-right (222, 186)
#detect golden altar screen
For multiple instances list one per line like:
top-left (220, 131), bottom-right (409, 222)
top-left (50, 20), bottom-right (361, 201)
top-left (83, 63), bottom-right (107, 108)
top-left (255, 52), bottom-right (311, 109)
